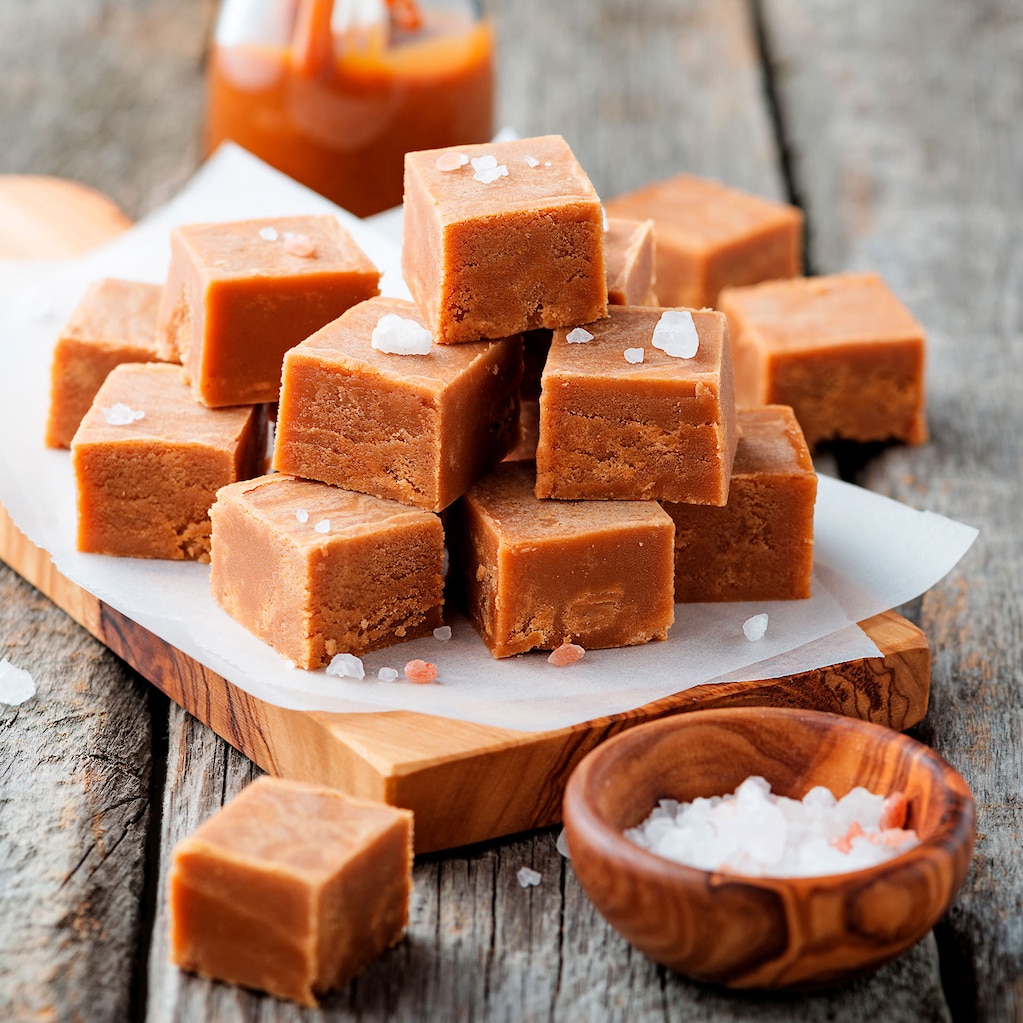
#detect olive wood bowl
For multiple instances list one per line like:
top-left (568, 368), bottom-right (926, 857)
top-left (562, 707), bottom-right (975, 989)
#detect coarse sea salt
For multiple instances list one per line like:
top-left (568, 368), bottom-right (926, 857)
top-left (371, 313), bottom-right (433, 355)
top-left (314, 519), bottom-right (330, 534)
top-left (743, 613), bottom-right (769, 641)
top-left (524, 154), bottom-right (540, 168)
top-left (548, 642), bottom-right (585, 667)
top-left (0, 657), bottom-right (35, 706)
top-left (282, 232), bottom-right (316, 258)
top-left (433, 625), bottom-right (453, 642)
top-left (436, 151), bottom-right (469, 172)
top-left (101, 403), bottom-right (145, 426)
top-left (517, 866), bottom-right (542, 888)
top-left (625, 776), bottom-right (920, 878)
top-left (377, 667), bottom-right (399, 682)
top-left (471, 154), bottom-right (508, 184)
top-left (651, 310), bottom-right (699, 359)
top-left (294, 508), bottom-right (309, 524)
top-left (404, 659), bottom-right (438, 684)
top-left (556, 828), bottom-right (571, 858)
top-left (566, 327), bottom-right (594, 345)
top-left (624, 347), bottom-right (645, 364)
top-left (259, 226), bottom-right (279, 241)
top-left (325, 652), bottom-right (365, 680)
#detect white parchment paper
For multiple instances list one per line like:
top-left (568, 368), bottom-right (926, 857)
top-left (0, 146), bottom-right (979, 731)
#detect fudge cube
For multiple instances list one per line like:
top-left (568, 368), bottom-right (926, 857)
top-left (169, 776), bottom-right (413, 1007)
top-left (71, 363), bottom-right (266, 561)
top-left (605, 174), bottom-right (802, 309)
top-left (273, 296), bottom-right (522, 512)
top-left (661, 406), bottom-right (817, 602)
top-left (402, 134), bottom-right (607, 344)
top-left (45, 278), bottom-right (167, 448)
top-left (605, 217), bottom-right (657, 306)
top-left (718, 273), bottom-right (928, 447)
top-left (447, 461), bottom-right (675, 658)
top-left (157, 215), bottom-right (380, 407)
top-left (210, 473), bottom-right (444, 668)
top-left (535, 306), bottom-right (738, 505)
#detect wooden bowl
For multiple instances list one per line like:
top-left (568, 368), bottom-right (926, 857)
top-left (562, 707), bottom-right (975, 989)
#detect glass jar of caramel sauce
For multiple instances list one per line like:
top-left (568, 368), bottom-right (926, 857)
top-left (205, 0), bottom-right (495, 216)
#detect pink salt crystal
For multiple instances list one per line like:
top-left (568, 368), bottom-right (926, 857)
top-left (830, 820), bottom-right (865, 854)
top-left (283, 232), bottom-right (316, 258)
top-left (404, 659), bottom-right (438, 684)
top-left (258, 226), bottom-right (279, 241)
top-left (880, 791), bottom-right (908, 829)
top-left (436, 151), bottom-right (469, 172)
top-left (548, 643), bottom-right (585, 667)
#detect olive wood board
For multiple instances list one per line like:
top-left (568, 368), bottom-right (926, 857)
top-left (0, 176), bottom-right (932, 853)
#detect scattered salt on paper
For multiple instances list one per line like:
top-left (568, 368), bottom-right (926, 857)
top-left (743, 613), bottom-right (769, 641)
top-left (436, 152), bottom-right (469, 172)
top-left (471, 154), bottom-right (508, 184)
top-left (651, 309), bottom-right (699, 358)
top-left (0, 658), bottom-right (35, 706)
top-left (624, 347), bottom-right (645, 364)
top-left (283, 232), bottom-right (316, 258)
top-left (371, 313), bottom-right (433, 355)
top-left (258, 226), bottom-right (279, 241)
top-left (556, 828), bottom-right (571, 859)
top-left (377, 667), bottom-right (399, 682)
top-left (548, 643), bottom-right (585, 667)
top-left (524, 155), bottom-right (540, 168)
top-left (625, 776), bottom-right (919, 877)
top-left (566, 327), bottom-right (594, 345)
top-left (314, 519), bottom-right (331, 534)
top-left (326, 653), bottom-right (365, 680)
top-left (102, 403), bottom-right (145, 426)
top-left (295, 508), bottom-right (309, 524)
top-left (433, 625), bottom-right (453, 642)
top-left (405, 659), bottom-right (438, 684)
top-left (517, 866), bottom-right (542, 888)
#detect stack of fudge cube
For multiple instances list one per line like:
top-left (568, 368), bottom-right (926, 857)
top-left (54, 133), bottom-right (928, 671)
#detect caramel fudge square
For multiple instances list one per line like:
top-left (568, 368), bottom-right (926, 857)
top-left (157, 214), bottom-right (380, 407)
top-left (71, 363), bottom-right (266, 561)
top-left (45, 278), bottom-right (166, 448)
top-left (273, 296), bottom-right (522, 512)
top-left (535, 306), bottom-right (738, 505)
top-left (605, 217), bottom-right (657, 306)
top-left (605, 174), bottom-right (802, 309)
top-left (402, 134), bottom-right (607, 344)
top-left (662, 405), bottom-right (817, 603)
top-left (447, 461), bottom-right (675, 658)
top-left (718, 273), bottom-right (928, 447)
top-left (169, 776), bottom-right (413, 1007)
top-left (210, 473), bottom-right (444, 669)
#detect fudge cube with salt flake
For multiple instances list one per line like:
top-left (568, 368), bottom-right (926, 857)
top-left (535, 306), bottom-right (738, 505)
top-left (402, 134), bottom-right (608, 345)
top-left (274, 296), bottom-right (522, 511)
top-left (71, 363), bottom-right (266, 562)
top-left (210, 473), bottom-right (444, 670)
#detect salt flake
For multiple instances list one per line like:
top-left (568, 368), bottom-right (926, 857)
top-left (326, 653), bottom-right (365, 680)
top-left (651, 309), bottom-right (699, 358)
top-left (743, 613), bottom-right (769, 641)
top-left (624, 347), bottom-right (645, 364)
top-left (371, 313), bottom-right (433, 355)
top-left (314, 519), bottom-right (331, 534)
top-left (377, 667), bottom-right (400, 682)
top-left (0, 657), bottom-right (35, 706)
top-left (295, 508), bottom-right (309, 524)
top-left (259, 226), bottom-right (279, 241)
top-left (436, 151), bottom-right (469, 172)
top-left (101, 403), bottom-right (145, 426)
top-left (524, 154), bottom-right (540, 168)
top-left (283, 232), bottom-right (316, 258)
top-left (471, 155), bottom-right (508, 184)
top-left (566, 327), bottom-right (594, 345)
top-left (517, 866), bottom-right (542, 888)
top-left (433, 625), bottom-right (453, 642)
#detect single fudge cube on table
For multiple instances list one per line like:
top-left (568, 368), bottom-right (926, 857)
top-left (45, 278), bottom-right (167, 449)
top-left (210, 473), bottom-right (444, 669)
top-left (661, 405), bottom-right (817, 602)
top-left (605, 174), bottom-right (802, 309)
top-left (447, 461), bottom-right (675, 658)
top-left (535, 306), bottom-right (738, 505)
top-left (71, 363), bottom-right (266, 562)
top-left (402, 134), bottom-right (607, 344)
top-left (157, 215), bottom-right (380, 407)
top-left (605, 217), bottom-right (657, 306)
top-left (273, 296), bottom-right (522, 512)
top-left (718, 273), bottom-right (928, 447)
top-left (169, 776), bottom-right (413, 1008)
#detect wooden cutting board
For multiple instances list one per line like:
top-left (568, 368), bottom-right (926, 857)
top-left (0, 176), bottom-right (931, 853)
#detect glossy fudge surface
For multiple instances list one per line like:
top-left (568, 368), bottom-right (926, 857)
top-left (605, 217), bottom-right (657, 306)
top-left (719, 273), bottom-right (928, 446)
top-left (157, 215), bottom-right (380, 407)
top-left (447, 461), bottom-right (675, 658)
top-left (274, 296), bottom-right (522, 511)
top-left (46, 278), bottom-right (166, 448)
top-left (210, 473), bottom-right (444, 668)
top-left (605, 174), bottom-right (802, 309)
top-left (71, 362), bottom-right (265, 561)
top-left (402, 134), bottom-right (607, 344)
top-left (662, 405), bottom-right (817, 602)
top-left (535, 307), bottom-right (737, 505)
top-left (169, 776), bottom-right (413, 1007)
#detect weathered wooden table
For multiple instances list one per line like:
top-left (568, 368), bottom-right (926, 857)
top-left (1, 1), bottom-right (1020, 1020)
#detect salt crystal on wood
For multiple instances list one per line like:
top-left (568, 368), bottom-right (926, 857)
top-left (371, 313), bottom-right (433, 355)
top-left (742, 613), bottom-right (768, 641)
top-left (259, 226), bottom-right (279, 241)
top-left (0, 657), bottom-right (35, 706)
top-left (404, 659), bottom-right (438, 684)
top-left (624, 347), bottom-right (644, 364)
top-left (101, 403), bottom-right (145, 426)
top-left (433, 625), bottom-right (452, 642)
top-left (517, 866), bottom-right (542, 888)
top-left (548, 642), bottom-right (585, 667)
top-left (378, 667), bottom-right (399, 682)
top-left (325, 652), bottom-right (365, 680)
top-left (566, 327), bottom-right (594, 345)
top-left (651, 310), bottom-right (699, 358)
top-left (314, 519), bottom-right (330, 534)
top-left (436, 151), bottom-right (469, 172)
top-left (283, 232), bottom-right (316, 258)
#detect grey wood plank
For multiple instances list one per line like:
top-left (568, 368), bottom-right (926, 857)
top-left (760, 2), bottom-right (1023, 1019)
top-left (0, 564), bottom-right (152, 1023)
